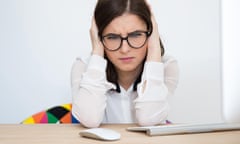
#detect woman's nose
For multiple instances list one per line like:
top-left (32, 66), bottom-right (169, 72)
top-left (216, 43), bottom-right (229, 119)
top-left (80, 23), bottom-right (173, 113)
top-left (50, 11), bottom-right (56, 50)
top-left (119, 40), bottom-right (130, 53)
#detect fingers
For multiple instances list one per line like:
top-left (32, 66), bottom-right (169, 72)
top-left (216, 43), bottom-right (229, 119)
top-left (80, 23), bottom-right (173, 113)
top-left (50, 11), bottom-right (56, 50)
top-left (146, 2), bottom-right (162, 62)
top-left (145, 0), bottom-right (154, 16)
top-left (90, 17), bottom-right (98, 39)
top-left (145, 0), bottom-right (158, 33)
top-left (145, 0), bottom-right (151, 10)
top-left (90, 16), bottom-right (104, 57)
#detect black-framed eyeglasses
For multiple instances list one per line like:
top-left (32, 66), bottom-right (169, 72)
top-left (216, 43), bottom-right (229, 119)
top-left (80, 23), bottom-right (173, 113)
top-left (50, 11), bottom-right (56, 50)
top-left (101, 30), bottom-right (151, 51)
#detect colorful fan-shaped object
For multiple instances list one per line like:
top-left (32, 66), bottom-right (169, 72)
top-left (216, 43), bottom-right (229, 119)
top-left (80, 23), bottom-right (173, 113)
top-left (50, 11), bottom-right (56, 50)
top-left (22, 103), bottom-right (79, 124)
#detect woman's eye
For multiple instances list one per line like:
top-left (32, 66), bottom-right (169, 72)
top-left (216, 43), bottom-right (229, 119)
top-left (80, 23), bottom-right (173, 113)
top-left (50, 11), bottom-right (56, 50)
top-left (106, 35), bottom-right (120, 40)
top-left (129, 32), bottom-right (143, 38)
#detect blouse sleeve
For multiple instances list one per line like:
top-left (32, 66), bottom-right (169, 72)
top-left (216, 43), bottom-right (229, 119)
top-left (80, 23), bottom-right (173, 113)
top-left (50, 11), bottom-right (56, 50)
top-left (134, 55), bottom-right (179, 126)
top-left (71, 55), bottom-right (114, 128)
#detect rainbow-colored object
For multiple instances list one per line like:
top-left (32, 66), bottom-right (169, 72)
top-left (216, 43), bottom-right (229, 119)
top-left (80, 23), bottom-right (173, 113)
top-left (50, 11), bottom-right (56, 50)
top-left (22, 103), bottom-right (79, 124)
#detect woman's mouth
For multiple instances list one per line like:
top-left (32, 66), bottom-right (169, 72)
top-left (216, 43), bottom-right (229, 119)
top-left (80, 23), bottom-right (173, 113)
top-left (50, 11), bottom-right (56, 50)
top-left (119, 57), bottom-right (134, 63)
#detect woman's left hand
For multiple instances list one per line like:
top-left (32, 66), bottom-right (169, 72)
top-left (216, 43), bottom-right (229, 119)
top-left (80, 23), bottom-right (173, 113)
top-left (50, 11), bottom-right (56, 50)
top-left (146, 14), bottom-right (162, 62)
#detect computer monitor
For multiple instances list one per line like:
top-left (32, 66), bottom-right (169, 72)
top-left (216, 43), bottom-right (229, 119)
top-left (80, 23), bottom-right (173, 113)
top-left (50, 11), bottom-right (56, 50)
top-left (222, 0), bottom-right (240, 123)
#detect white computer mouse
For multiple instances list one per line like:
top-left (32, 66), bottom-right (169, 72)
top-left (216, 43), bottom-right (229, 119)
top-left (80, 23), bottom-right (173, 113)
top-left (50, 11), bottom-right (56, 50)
top-left (79, 128), bottom-right (121, 141)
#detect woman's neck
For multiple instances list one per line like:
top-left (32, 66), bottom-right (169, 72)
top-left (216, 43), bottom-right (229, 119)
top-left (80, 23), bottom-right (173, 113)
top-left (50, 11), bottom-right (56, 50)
top-left (117, 65), bottom-right (143, 91)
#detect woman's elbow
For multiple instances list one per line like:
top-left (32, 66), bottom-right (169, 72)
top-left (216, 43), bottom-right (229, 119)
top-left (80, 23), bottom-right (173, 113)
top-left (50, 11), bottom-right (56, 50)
top-left (72, 103), bottom-right (102, 128)
top-left (80, 119), bottom-right (101, 128)
top-left (136, 104), bottom-right (169, 126)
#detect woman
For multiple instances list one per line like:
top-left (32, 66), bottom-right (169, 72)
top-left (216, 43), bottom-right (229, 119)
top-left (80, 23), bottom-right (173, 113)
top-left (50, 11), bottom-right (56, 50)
top-left (71, 0), bottom-right (179, 128)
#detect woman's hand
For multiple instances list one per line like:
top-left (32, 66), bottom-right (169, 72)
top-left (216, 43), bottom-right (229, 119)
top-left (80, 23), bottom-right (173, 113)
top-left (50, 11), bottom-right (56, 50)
top-left (146, 11), bottom-right (162, 62)
top-left (90, 17), bottom-right (104, 57)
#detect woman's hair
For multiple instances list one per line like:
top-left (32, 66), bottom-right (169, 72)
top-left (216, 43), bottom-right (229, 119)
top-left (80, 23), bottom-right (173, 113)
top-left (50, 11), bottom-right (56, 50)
top-left (94, 0), bottom-right (165, 92)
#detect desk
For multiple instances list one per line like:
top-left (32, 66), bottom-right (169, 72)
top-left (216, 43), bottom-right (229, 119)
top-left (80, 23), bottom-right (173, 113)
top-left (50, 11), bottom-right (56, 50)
top-left (0, 124), bottom-right (239, 144)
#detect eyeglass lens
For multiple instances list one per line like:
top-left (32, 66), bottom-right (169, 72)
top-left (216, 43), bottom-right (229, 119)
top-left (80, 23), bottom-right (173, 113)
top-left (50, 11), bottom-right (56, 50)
top-left (102, 31), bottom-right (149, 51)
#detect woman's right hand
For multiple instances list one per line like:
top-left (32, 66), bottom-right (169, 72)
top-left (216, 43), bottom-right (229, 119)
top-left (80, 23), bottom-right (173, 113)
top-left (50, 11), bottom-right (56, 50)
top-left (144, 0), bottom-right (162, 62)
top-left (90, 17), bottom-right (104, 57)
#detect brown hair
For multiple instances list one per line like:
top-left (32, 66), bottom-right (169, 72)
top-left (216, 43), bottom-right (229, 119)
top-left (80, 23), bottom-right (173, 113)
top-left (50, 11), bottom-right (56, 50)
top-left (94, 0), bottom-right (164, 92)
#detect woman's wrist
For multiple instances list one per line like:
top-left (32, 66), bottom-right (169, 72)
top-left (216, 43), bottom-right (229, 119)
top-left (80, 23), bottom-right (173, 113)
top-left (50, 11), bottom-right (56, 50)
top-left (91, 45), bottom-right (104, 57)
top-left (147, 46), bottom-right (162, 62)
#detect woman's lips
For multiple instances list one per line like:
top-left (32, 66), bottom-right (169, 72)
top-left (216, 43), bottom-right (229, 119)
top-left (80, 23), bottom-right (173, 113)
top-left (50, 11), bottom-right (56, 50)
top-left (119, 57), bottom-right (134, 63)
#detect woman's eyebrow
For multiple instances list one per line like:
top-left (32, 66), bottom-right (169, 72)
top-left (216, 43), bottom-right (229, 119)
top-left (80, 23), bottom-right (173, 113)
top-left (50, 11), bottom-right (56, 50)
top-left (103, 29), bottom-right (147, 36)
top-left (103, 33), bottom-right (120, 37)
top-left (127, 30), bottom-right (148, 34)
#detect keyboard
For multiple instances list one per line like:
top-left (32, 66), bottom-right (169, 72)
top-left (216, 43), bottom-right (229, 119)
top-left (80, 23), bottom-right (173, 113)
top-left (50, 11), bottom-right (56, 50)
top-left (127, 123), bottom-right (240, 136)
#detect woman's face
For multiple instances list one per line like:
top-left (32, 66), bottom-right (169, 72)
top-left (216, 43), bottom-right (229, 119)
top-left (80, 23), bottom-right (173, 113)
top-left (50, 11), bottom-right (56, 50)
top-left (103, 13), bottom-right (148, 74)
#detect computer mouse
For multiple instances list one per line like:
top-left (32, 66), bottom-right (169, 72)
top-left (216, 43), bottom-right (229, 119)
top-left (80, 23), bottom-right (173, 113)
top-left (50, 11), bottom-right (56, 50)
top-left (79, 128), bottom-right (121, 141)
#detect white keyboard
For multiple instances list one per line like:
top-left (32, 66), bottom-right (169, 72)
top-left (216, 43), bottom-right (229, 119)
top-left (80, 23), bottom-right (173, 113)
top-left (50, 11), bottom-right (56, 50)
top-left (127, 123), bottom-right (240, 136)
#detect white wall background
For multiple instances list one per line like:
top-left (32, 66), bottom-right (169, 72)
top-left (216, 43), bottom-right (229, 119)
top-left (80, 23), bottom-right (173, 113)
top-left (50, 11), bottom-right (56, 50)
top-left (0, 0), bottom-right (222, 124)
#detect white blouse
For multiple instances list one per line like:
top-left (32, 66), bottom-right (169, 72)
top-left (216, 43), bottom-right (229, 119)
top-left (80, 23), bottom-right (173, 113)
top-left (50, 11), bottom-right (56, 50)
top-left (71, 54), bottom-right (179, 128)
